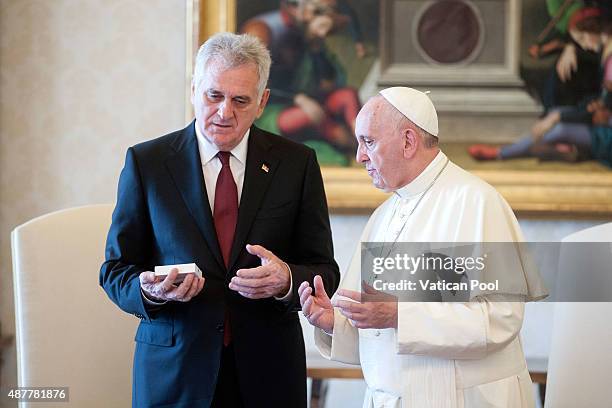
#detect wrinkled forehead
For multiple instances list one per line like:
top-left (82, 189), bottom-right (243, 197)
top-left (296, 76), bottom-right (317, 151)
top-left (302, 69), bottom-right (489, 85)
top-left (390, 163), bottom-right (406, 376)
top-left (357, 97), bottom-right (395, 130)
top-left (200, 57), bottom-right (258, 79)
top-left (200, 63), bottom-right (260, 93)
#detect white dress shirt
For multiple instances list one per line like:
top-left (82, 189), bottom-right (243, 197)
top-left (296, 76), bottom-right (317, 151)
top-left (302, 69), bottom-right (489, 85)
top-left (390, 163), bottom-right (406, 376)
top-left (194, 120), bottom-right (248, 209)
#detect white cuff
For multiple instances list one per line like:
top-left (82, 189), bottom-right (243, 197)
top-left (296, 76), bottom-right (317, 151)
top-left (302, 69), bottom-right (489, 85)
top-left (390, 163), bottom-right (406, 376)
top-left (274, 262), bottom-right (293, 302)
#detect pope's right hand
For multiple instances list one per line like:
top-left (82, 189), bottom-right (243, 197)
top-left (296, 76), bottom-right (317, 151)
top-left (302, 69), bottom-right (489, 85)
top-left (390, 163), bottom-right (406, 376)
top-left (139, 268), bottom-right (205, 303)
top-left (299, 275), bottom-right (334, 333)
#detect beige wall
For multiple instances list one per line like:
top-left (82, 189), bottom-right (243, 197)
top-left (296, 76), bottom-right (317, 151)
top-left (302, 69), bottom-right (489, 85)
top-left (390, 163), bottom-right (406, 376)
top-left (0, 0), bottom-right (188, 402)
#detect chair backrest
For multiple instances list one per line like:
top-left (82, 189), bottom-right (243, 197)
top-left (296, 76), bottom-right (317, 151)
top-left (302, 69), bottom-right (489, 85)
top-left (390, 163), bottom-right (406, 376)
top-left (12, 204), bottom-right (137, 407)
top-left (544, 222), bottom-right (612, 408)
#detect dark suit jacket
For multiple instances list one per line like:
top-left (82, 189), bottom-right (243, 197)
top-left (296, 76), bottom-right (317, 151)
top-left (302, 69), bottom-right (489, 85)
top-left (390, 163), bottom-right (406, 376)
top-left (100, 121), bottom-right (339, 408)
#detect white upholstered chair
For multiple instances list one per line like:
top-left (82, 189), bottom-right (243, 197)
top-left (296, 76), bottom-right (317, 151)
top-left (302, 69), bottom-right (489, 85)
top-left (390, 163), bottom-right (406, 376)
top-left (11, 204), bottom-right (138, 407)
top-left (544, 222), bottom-right (612, 408)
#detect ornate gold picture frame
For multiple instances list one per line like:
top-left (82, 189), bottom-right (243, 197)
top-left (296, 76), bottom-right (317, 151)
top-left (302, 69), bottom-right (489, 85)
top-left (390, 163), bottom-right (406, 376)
top-left (188, 0), bottom-right (612, 217)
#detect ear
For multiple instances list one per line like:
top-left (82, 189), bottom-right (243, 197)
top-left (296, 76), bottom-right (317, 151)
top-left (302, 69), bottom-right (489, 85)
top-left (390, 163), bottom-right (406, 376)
top-left (402, 127), bottom-right (419, 159)
top-left (256, 88), bottom-right (271, 118)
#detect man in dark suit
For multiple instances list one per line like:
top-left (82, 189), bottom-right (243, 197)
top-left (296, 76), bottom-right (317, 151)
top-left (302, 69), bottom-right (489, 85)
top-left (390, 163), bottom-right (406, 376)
top-left (99, 32), bottom-right (339, 408)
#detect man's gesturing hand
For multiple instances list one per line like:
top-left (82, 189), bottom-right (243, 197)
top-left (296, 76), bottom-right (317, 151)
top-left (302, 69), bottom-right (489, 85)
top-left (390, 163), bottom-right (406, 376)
top-left (139, 268), bottom-right (205, 302)
top-left (298, 275), bottom-right (334, 333)
top-left (229, 244), bottom-right (291, 299)
top-left (334, 283), bottom-right (398, 329)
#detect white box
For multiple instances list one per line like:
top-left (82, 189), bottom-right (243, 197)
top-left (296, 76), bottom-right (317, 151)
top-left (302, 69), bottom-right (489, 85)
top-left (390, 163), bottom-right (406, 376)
top-left (154, 263), bottom-right (202, 283)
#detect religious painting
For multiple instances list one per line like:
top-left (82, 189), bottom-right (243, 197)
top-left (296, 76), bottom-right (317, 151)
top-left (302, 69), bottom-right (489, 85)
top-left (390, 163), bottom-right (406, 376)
top-left (193, 0), bottom-right (612, 216)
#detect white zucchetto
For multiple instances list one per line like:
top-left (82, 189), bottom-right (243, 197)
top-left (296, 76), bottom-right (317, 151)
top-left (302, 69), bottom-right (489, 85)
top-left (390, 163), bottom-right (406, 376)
top-left (379, 87), bottom-right (439, 136)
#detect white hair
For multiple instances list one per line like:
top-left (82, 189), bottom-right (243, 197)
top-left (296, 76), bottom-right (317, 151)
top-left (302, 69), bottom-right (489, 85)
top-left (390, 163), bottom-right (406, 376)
top-left (192, 32), bottom-right (272, 100)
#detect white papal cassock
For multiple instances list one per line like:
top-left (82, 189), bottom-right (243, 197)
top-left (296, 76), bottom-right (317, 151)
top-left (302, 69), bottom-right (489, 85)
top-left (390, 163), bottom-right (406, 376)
top-left (315, 151), bottom-right (547, 408)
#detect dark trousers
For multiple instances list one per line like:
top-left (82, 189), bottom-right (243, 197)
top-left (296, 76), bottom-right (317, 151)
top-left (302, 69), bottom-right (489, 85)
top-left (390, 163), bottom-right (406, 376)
top-left (211, 344), bottom-right (244, 408)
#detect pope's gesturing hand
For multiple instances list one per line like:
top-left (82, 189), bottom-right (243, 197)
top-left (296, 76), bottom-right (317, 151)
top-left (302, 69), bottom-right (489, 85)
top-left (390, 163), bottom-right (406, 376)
top-left (299, 275), bottom-right (334, 333)
top-left (334, 283), bottom-right (398, 329)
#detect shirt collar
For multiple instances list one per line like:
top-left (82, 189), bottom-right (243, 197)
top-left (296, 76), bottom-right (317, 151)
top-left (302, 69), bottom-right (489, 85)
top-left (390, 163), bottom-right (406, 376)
top-left (394, 150), bottom-right (448, 199)
top-left (194, 120), bottom-right (250, 165)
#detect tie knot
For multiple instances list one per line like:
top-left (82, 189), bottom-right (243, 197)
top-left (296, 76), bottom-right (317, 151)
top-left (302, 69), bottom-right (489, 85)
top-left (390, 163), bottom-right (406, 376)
top-left (217, 151), bottom-right (231, 166)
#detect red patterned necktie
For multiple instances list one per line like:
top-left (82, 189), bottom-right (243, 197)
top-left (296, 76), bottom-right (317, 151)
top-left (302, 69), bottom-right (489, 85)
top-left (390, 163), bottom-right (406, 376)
top-left (213, 151), bottom-right (238, 346)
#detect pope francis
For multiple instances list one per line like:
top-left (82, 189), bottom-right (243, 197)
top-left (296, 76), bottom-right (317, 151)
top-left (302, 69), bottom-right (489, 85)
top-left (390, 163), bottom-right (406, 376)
top-left (298, 87), bottom-right (547, 408)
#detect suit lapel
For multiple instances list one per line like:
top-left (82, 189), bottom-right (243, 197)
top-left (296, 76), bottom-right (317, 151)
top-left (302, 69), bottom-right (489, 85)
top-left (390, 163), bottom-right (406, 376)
top-left (165, 121), bottom-right (225, 272)
top-left (228, 127), bottom-right (279, 271)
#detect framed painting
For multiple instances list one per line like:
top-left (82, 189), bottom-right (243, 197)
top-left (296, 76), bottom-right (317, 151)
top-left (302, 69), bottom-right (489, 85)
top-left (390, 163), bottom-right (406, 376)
top-left (190, 0), bottom-right (612, 217)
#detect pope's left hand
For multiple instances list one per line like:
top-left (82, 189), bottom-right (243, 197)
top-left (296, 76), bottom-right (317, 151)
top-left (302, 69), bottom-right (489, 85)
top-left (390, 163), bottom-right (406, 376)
top-left (334, 282), bottom-right (398, 329)
top-left (229, 244), bottom-right (291, 299)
